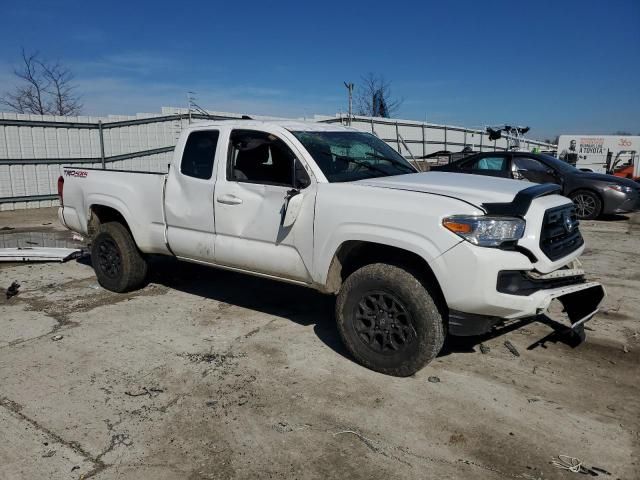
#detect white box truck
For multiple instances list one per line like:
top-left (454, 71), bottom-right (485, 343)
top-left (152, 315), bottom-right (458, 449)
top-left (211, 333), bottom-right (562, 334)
top-left (558, 135), bottom-right (639, 178)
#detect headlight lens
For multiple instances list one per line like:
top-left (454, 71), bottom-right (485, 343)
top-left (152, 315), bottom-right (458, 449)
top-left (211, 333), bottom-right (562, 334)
top-left (443, 215), bottom-right (526, 247)
top-left (607, 184), bottom-right (633, 194)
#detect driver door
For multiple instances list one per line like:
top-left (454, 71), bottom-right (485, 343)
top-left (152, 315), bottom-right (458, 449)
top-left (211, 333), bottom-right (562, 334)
top-left (213, 128), bottom-right (315, 282)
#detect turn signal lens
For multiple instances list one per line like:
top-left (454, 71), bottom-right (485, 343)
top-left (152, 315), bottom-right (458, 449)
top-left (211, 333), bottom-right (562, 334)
top-left (442, 219), bottom-right (474, 234)
top-left (442, 215), bottom-right (526, 247)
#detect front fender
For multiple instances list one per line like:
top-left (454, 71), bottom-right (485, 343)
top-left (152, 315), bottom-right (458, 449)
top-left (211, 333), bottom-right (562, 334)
top-left (314, 222), bottom-right (461, 286)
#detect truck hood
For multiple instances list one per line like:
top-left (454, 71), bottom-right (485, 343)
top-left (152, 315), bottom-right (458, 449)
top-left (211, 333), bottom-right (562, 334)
top-left (356, 172), bottom-right (531, 209)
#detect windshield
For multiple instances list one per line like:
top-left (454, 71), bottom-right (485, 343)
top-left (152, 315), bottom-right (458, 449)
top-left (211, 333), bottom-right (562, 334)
top-left (538, 153), bottom-right (581, 173)
top-left (291, 131), bottom-right (416, 182)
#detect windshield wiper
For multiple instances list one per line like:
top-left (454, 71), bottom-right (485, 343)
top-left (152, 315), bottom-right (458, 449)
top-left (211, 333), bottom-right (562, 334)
top-left (365, 152), bottom-right (416, 173)
top-left (336, 156), bottom-right (392, 177)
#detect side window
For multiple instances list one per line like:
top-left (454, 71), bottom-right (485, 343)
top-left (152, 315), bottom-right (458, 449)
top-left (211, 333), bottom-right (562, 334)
top-left (467, 156), bottom-right (506, 170)
top-left (228, 130), bottom-right (298, 186)
top-left (512, 156), bottom-right (558, 183)
top-left (513, 157), bottom-right (549, 172)
top-left (181, 130), bottom-right (219, 179)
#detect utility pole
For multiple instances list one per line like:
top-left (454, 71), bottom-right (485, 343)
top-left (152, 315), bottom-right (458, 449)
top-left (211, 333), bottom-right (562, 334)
top-left (187, 91), bottom-right (195, 124)
top-left (344, 82), bottom-right (354, 126)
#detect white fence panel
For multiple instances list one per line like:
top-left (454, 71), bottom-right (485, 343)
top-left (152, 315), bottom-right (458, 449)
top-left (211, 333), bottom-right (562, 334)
top-left (0, 109), bottom-right (555, 210)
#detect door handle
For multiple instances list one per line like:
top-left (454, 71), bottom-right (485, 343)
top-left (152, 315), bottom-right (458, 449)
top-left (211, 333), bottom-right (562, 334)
top-left (216, 194), bottom-right (243, 205)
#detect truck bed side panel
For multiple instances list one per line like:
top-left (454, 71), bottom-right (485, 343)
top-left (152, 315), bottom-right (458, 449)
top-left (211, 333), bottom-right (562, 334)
top-left (60, 168), bottom-right (170, 254)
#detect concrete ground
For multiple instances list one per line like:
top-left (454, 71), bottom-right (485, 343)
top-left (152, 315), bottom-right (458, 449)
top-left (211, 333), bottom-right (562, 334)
top-left (0, 208), bottom-right (638, 479)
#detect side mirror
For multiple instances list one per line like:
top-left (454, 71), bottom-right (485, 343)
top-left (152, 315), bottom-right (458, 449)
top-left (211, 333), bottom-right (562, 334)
top-left (513, 169), bottom-right (527, 180)
top-left (283, 191), bottom-right (304, 227)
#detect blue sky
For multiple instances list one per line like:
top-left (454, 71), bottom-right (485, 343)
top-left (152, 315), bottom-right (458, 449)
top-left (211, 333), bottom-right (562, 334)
top-left (0, 0), bottom-right (638, 139)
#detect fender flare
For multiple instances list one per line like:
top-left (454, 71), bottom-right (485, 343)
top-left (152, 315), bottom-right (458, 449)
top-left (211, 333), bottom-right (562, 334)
top-left (86, 193), bottom-right (142, 245)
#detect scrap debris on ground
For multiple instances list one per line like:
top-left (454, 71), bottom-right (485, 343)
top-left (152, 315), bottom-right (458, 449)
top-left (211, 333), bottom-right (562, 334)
top-left (0, 247), bottom-right (84, 263)
top-left (6, 280), bottom-right (20, 299)
top-left (503, 340), bottom-right (520, 357)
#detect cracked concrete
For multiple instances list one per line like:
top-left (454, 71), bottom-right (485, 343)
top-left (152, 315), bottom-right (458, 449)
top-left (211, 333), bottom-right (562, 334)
top-left (0, 208), bottom-right (639, 479)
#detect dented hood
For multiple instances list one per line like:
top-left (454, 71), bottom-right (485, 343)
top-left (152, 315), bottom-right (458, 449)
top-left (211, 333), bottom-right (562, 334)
top-left (356, 171), bottom-right (532, 209)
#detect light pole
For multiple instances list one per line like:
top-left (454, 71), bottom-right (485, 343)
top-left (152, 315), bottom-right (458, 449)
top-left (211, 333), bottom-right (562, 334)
top-left (344, 82), bottom-right (354, 126)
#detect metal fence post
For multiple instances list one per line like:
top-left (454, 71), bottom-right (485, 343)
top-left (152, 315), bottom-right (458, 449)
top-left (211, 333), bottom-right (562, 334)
top-left (395, 121), bottom-right (401, 153)
top-left (422, 123), bottom-right (426, 159)
top-left (444, 126), bottom-right (448, 151)
top-left (98, 120), bottom-right (106, 169)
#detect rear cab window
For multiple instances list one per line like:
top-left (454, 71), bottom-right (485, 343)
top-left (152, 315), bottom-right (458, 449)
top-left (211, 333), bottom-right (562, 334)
top-left (181, 130), bottom-right (220, 179)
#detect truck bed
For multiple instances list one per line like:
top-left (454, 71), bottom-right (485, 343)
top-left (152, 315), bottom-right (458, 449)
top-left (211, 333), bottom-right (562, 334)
top-left (59, 167), bottom-right (170, 254)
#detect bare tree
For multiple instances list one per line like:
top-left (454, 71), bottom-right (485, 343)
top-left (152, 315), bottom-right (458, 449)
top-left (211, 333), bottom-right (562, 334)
top-left (1, 48), bottom-right (82, 116)
top-left (40, 61), bottom-right (82, 116)
top-left (1, 49), bottom-right (48, 114)
top-left (355, 73), bottom-right (402, 118)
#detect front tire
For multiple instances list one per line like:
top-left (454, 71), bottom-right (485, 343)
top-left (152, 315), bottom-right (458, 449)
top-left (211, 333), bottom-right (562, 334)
top-left (570, 190), bottom-right (602, 220)
top-left (336, 263), bottom-right (445, 377)
top-left (91, 222), bottom-right (148, 293)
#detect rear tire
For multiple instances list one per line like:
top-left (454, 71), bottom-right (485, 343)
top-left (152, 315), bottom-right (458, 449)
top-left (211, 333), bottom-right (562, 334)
top-left (336, 263), bottom-right (445, 377)
top-left (91, 222), bottom-right (148, 292)
top-left (570, 190), bottom-right (602, 220)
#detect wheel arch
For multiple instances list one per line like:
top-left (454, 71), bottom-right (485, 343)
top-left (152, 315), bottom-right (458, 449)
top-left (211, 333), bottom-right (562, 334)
top-left (323, 240), bottom-right (448, 317)
top-left (567, 187), bottom-right (603, 200)
top-left (567, 187), bottom-right (604, 216)
top-left (88, 199), bottom-right (137, 244)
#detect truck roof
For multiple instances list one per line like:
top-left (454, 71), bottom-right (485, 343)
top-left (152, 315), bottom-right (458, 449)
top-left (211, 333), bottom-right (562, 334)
top-left (182, 119), bottom-right (358, 133)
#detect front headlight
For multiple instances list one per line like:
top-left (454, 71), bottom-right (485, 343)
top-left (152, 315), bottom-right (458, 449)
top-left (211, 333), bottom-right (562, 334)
top-left (442, 215), bottom-right (526, 247)
top-left (607, 184), bottom-right (633, 194)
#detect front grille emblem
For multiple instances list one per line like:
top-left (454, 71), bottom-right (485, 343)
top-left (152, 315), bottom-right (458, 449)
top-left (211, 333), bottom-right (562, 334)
top-left (563, 212), bottom-right (575, 232)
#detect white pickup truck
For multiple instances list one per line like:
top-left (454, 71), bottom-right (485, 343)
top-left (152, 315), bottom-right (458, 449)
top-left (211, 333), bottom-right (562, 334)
top-left (58, 120), bottom-right (605, 376)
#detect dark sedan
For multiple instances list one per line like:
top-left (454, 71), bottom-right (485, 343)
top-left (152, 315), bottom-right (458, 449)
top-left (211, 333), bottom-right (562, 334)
top-left (431, 151), bottom-right (640, 219)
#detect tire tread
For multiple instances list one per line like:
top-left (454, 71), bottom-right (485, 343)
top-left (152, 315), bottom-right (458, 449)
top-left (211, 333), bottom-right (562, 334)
top-left (335, 263), bottom-right (445, 376)
top-left (91, 222), bottom-right (148, 292)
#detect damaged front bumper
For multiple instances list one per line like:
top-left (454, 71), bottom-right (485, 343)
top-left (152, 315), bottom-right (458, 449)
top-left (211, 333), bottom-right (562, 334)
top-left (496, 261), bottom-right (606, 327)
top-left (449, 279), bottom-right (605, 336)
top-left (445, 259), bottom-right (606, 336)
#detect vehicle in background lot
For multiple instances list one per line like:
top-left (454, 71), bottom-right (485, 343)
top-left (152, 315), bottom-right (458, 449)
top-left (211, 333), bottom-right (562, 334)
top-left (606, 150), bottom-right (639, 181)
top-left (558, 135), bottom-right (640, 175)
top-left (58, 121), bottom-right (605, 376)
top-left (432, 151), bottom-right (640, 220)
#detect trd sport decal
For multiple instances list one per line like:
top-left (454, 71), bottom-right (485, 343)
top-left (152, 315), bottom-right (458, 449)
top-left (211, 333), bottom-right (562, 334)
top-left (64, 170), bottom-right (88, 177)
